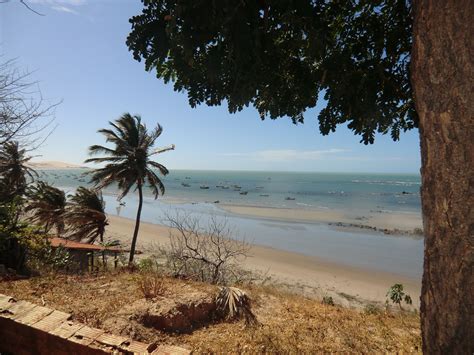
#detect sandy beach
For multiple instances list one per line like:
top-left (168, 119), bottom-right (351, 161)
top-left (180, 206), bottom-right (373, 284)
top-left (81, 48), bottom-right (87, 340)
top-left (105, 214), bottom-right (421, 308)
top-left (219, 204), bottom-right (423, 232)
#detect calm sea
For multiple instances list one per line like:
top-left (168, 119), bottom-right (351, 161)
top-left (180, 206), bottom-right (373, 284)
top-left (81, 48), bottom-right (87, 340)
top-left (38, 169), bottom-right (421, 214)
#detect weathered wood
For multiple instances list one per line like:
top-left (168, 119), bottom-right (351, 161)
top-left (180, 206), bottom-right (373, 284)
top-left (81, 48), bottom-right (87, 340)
top-left (32, 310), bottom-right (71, 332)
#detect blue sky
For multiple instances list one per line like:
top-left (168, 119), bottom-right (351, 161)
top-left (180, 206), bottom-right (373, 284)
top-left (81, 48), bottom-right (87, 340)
top-left (1, 0), bottom-right (421, 173)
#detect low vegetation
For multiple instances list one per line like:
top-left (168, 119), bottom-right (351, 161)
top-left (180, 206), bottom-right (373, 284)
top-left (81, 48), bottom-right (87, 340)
top-left (0, 271), bottom-right (421, 353)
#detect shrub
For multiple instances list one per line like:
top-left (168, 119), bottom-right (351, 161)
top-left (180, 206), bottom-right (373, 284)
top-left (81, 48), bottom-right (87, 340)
top-left (322, 296), bottom-right (335, 306)
top-left (387, 284), bottom-right (413, 310)
top-left (216, 286), bottom-right (257, 326)
top-left (162, 212), bottom-right (250, 285)
top-left (137, 273), bottom-right (166, 299)
top-left (364, 303), bottom-right (381, 315)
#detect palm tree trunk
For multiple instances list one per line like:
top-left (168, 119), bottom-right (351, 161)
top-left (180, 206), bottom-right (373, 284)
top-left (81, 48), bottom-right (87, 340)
top-left (129, 183), bottom-right (143, 265)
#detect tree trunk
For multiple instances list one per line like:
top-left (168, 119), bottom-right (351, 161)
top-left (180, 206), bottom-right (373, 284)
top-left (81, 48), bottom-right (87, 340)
top-left (411, 1), bottom-right (474, 353)
top-left (129, 183), bottom-right (143, 265)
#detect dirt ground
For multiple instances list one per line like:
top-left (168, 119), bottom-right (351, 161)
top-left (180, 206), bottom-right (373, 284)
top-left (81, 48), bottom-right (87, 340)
top-left (0, 271), bottom-right (421, 353)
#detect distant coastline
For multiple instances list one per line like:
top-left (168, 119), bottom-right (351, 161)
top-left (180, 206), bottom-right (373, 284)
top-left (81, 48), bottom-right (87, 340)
top-left (28, 160), bottom-right (88, 170)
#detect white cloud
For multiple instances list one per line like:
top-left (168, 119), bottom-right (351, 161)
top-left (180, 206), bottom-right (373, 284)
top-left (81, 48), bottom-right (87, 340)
top-left (28, 0), bottom-right (85, 14)
top-left (51, 5), bottom-right (78, 14)
top-left (29, 0), bottom-right (86, 5)
top-left (222, 149), bottom-right (348, 162)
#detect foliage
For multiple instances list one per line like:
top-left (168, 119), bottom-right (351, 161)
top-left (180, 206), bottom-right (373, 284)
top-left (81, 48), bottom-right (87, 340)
top-left (85, 113), bottom-right (173, 264)
top-left (127, 1), bottom-right (415, 144)
top-left (26, 181), bottom-right (66, 235)
top-left (0, 141), bottom-right (37, 198)
top-left (24, 234), bottom-right (72, 273)
top-left (216, 286), bottom-right (257, 326)
top-left (387, 283), bottom-right (413, 310)
top-left (65, 187), bottom-right (108, 243)
top-left (163, 212), bottom-right (250, 285)
top-left (85, 113), bottom-right (172, 200)
top-left (0, 200), bottom-right (71, 273)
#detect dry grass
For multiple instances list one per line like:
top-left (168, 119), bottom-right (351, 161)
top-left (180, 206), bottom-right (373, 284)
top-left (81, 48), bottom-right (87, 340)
top-left (138, 273), bottom-right (166, 299)
top-left (0, 272), bottom-right (421, 353)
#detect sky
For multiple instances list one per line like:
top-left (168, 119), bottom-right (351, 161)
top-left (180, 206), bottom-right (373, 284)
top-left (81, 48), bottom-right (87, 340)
top-left (1, 0), bottom-right (421, 173)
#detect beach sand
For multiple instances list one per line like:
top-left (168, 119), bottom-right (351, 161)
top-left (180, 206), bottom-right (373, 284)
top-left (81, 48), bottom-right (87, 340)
top-left (106, 214), bottom-right (421, 308)
top-left (28, 160), bottom-right (87, 170)
top-left (220, 204), bottom-right (423, 231)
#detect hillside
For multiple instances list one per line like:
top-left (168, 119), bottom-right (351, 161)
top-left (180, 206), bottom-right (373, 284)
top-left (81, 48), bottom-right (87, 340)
top-left (0, 272), bottom-right (421, 353)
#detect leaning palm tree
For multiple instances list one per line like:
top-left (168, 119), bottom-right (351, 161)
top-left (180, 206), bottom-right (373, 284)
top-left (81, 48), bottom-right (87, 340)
top-left (0, 141), bottom-right (37, 198)
top-left (66, 187), bottom-right (109, 244)
top-left (26, 181), bottom-right (66, 235)
top-left (85, 113), bottom-right (174, 264)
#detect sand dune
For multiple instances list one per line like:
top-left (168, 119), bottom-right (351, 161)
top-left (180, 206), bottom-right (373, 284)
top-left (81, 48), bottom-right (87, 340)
top-left (28, 160), bottom-right (88, 170)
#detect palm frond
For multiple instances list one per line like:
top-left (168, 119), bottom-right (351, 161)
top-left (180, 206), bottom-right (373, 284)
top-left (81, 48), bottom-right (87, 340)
top-left (216, 287), bottom-right (258, 326)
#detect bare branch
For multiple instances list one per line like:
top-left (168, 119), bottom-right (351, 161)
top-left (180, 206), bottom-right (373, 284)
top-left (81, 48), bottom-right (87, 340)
top-left (0, 57), bottom-right (59, 146)
top-left (162, 211), bottom-right (251, 285)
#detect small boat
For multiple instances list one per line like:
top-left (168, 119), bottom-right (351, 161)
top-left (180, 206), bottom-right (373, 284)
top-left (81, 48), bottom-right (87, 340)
top-left (181, 183), bottom-right (190, 187)
top-left (240, 191), bottom-right (248, 195)
top-left (200, 185), bottom-right (210, 189)
top-left (285, 197), bottom-right (296, 200)
top-left (260, 194), bottom-right (269, 197)
top-left (222, 186), bottom-right (230, 189)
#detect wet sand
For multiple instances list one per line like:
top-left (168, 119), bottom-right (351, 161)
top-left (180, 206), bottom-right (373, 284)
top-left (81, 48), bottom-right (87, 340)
top-left (219, 204), bottom-right (423, 232)
top-left (106, 214), bottom-right (421, 308)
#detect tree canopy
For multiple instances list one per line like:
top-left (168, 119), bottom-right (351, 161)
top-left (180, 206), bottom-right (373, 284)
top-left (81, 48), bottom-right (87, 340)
top-left (127, 0), bottom-right (415, 144)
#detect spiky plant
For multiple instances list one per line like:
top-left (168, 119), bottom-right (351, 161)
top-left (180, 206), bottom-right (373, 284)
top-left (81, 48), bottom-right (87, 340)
top-left (85, 113), bottom-right (174, 264)
top-left (26, 181), bottom-right (66, 235)
top-left (216, 286), bottom-right (257, 326)
top-left (0, 141), bottom-right (37, 199)
top-left (66, 187), bottom-right (108, 243)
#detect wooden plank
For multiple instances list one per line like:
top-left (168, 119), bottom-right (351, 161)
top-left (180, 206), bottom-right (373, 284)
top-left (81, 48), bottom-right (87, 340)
top-left (1, 301), bottom-right (37, 320)
top-left (32, 309), bottom-right (71, 332)
top-left (69, 325), bottom-right (104, 346)
top-left (0, 294), bottom-right (16, 311)
top-left (16, 305), bottom-right (54, 325)
top-left (120, 340), bottom-right (154, 353)
top-left (95, 333), bottom-right (129, 347)
top-left (50, 321), bottom-right (84, 339)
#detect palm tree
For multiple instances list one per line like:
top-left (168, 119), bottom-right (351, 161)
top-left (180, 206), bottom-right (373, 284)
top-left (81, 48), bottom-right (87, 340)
top-left (66, 187), bottom-right (108, 243)
top-left (85, 113), bottom-right (174, 264)
top-left (26, 181), bottom-right (66, 235)
top-left (0, 141), bottom-right (37, 199)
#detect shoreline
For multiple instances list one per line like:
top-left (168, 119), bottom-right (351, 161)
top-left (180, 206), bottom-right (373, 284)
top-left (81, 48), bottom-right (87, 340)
top-left (105, 214), bottom-right (421, 308)
top-left (218, 203), bottom-right (423, 236)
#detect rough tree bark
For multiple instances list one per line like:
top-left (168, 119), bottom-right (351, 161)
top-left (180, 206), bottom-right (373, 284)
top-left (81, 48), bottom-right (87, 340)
top-left (412, 1), bottom-right (474, 353)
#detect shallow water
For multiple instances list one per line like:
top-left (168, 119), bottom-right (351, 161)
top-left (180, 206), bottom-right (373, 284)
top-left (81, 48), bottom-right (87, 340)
top-left (104, 194), bottom-right (423, 280)
top-left (39, 169), bottom-right (424, 279)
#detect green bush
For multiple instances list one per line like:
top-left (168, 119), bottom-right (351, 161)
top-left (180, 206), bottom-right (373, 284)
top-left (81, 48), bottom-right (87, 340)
top-left (387, 284), bottom-right (413, 310)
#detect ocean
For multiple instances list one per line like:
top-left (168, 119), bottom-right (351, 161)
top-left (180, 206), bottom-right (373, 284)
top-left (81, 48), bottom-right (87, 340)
top-left (38, 169), bottom-right (421, 214)
top-left (37, 169), bottom-right (424, 279)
